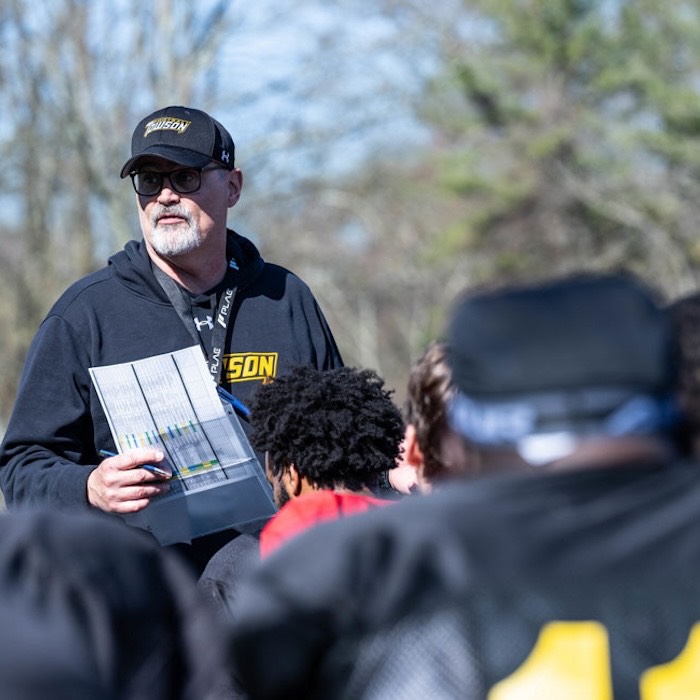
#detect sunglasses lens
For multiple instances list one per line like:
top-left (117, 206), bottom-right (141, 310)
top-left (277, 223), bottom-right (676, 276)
top-left (133, 172), bottom-right (162, 196)
top-left (169, 169), bottom-right (201, 193)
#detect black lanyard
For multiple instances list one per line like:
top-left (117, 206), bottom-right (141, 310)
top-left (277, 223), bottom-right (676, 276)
top-left (153, 258), bottom-right (238, 386)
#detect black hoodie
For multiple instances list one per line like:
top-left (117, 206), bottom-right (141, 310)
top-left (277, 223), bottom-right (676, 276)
top-left (0, 231), bottom-right (342, 526)
top-left (0, 508), bottom-right (231, 699)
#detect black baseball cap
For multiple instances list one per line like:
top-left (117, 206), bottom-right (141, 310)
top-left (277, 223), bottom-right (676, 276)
top-left (445, 273), bottom-right (678, 457)
top-left (120, 105), bottom-right (235, 177)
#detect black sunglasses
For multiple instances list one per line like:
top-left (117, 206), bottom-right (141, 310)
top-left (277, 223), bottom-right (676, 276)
top-left (130, 165), bottom-right (226, 197)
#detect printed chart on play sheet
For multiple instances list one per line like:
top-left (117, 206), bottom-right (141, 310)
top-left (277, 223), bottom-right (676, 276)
top-left (89, 345), bottom-right (275, 545)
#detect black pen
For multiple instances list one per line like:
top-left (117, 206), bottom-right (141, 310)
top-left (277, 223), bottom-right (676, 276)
top-left (98, 449), bottom-right (171, 479)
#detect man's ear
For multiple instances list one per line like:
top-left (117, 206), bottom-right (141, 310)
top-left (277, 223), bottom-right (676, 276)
top-left (403, 424), bottom-right (424, 468)
top-left (227, 168), bottom-right (243, 207)
top-left (286, 463), bottom-right (303, 497)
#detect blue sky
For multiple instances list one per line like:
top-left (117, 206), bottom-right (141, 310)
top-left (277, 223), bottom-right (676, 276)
top-left (213, 3), bottom-right (431, 183)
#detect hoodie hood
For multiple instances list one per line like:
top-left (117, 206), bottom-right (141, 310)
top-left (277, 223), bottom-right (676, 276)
top-left (107, 229), bottom-right (265, 302)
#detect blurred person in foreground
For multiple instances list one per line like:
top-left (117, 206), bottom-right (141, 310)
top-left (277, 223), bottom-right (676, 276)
top-left (198, 365), bottom-right (404, 612)
top-left (0, 105), bottom-right (343, 573)
top-left (0, 508), bottom-right (230, 700)
top-left (227, 272), bottom-right (700, 700)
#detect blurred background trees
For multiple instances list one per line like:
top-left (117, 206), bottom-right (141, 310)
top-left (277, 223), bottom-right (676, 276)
top-left (2, 0), bottom-right (700, 430)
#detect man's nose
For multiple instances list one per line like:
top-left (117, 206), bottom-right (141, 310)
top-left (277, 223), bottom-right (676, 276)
top-left (157, 177), bottom-right (180, 204)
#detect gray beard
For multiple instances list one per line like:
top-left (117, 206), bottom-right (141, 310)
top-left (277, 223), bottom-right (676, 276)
top-left (149, 205), bottom-right (203, 256)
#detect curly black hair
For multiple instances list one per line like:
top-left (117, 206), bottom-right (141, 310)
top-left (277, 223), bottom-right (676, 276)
top-left (249, 365), bottom-right (404, 491)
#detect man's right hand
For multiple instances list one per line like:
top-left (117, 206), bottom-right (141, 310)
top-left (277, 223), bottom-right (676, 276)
top-left (87, 448), bottom-right (171, 513)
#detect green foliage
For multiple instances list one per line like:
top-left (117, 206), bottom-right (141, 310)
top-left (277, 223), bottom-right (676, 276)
top-left (416, 0), bottom-right (700, 293)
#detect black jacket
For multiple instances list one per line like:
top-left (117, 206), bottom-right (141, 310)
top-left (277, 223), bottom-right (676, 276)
top-left (0, 508), bottom-right (231, 699)
top-left (0, 231), bottom-right (341, 513)
top-left (229, 461), bottom-right (700, 699)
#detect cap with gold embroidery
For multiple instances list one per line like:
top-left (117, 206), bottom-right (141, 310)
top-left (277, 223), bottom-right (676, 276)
top-left (120, 105), bottom-right (235, 177)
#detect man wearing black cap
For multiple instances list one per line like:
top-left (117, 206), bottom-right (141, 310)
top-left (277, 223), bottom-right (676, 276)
top-left (0, 106), bottom-right (343, 571)
top-left (445, 273), bottom-right (677, 473)
top-left (227, 273), bottom-right (700, 699)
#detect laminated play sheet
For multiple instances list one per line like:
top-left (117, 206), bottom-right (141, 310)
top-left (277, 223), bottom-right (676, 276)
top-left (89, 345), bottom-right (275, 545)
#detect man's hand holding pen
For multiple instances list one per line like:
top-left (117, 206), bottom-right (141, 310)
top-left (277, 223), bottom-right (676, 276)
top-left (87, 447), bottom-right (172, 514)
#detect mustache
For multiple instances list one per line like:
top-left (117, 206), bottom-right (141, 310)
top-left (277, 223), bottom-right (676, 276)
top-left (150, 204), bottom-right (192, 227)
